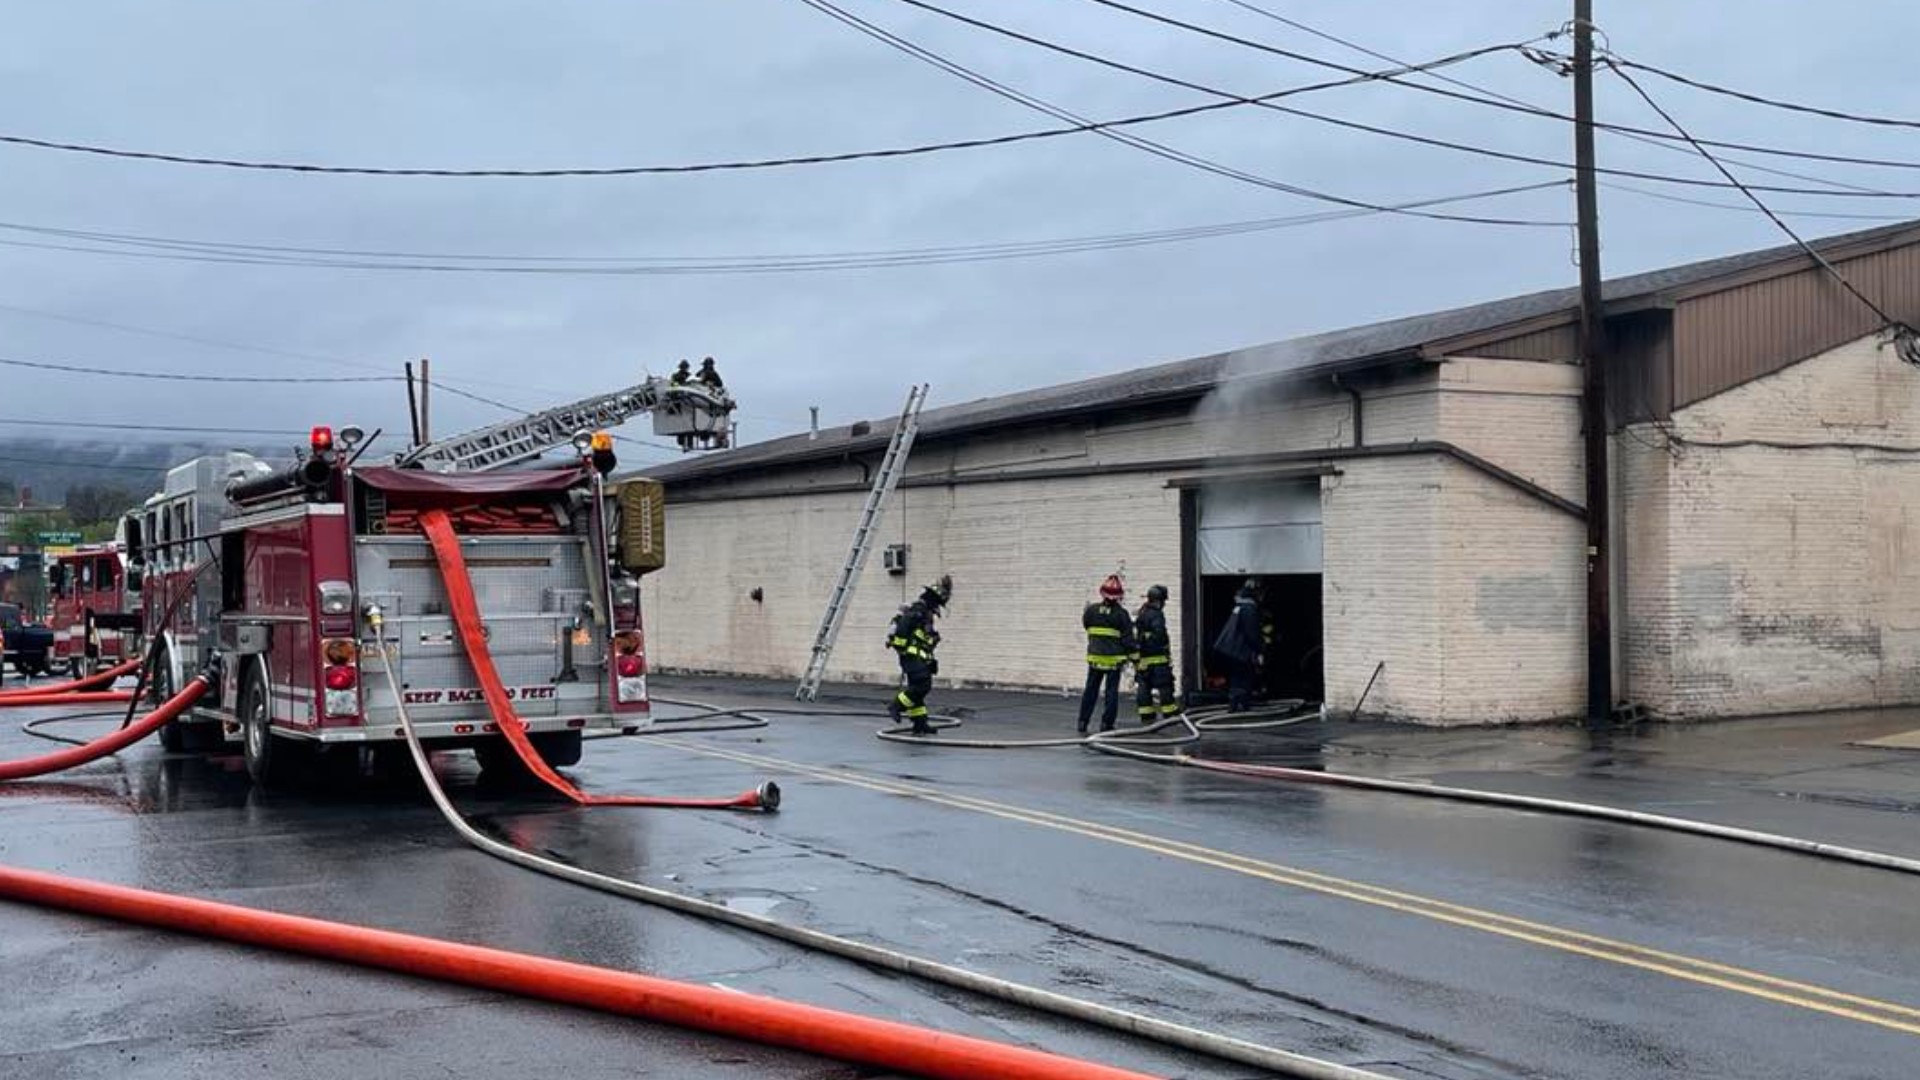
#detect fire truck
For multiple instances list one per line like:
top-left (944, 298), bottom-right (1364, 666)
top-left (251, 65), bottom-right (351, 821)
top-left (46, 542), bottom-right (140, 676)
top-left (123, 378), bottom-right (729, 783)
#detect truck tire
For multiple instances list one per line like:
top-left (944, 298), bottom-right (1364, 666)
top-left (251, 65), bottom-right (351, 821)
top-left (241, 664), bottom-right (303, 786)
top-left (150, 647), bottom-right (185, 753)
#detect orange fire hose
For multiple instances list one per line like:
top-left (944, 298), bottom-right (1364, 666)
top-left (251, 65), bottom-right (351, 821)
top-left (0, 657), bottom-right (141, 698)
top-left (0, 691), bottom-right (136, 710)
top-left (418, 508), bottom-right (768, 810)
top-left (0, 678), bottom-right (207, 780)
top-left (0, 863), bottom-right (1158, 1080)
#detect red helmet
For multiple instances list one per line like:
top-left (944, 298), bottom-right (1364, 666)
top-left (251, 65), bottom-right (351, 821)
top-left (1098, 574), bottom-right (1125, 601)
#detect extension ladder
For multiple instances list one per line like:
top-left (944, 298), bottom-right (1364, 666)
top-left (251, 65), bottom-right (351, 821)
top-left (796, 384), bottom-right (929, 701)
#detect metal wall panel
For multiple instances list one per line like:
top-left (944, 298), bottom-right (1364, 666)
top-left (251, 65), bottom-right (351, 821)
top-left (1195, 479), bottom-right (1323, 575)
top-left (1675, 245), bottom-right (1920, 407)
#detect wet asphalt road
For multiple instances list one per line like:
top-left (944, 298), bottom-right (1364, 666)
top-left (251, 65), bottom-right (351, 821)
top-left (4, 682), bottom-right (1920, 1080)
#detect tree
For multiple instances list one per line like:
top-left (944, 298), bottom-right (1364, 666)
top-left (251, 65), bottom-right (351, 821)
top-left (63, 484), bottom-right (138, 528)
top-left (0, 477), bottom-right (15, 507)
top-left (7, 510), bottom-right (69, 548)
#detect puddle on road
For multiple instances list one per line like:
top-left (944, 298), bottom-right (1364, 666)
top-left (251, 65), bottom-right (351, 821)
top-left (722, 895), bottom-right (785, 917)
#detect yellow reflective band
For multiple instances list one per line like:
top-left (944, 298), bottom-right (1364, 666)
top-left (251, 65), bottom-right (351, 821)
top-left (1086, 627), bottom-right (1123, 638)
top-left (1087, 656), bottom-right (1125, 669)
top-left (1138, 655), bottom-right (1170, 667)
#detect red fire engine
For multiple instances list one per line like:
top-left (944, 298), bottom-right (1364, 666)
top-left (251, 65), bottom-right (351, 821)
top-left (122, 378), bottom-right (729, 784)
top-left (46, 542), bottom-right (140, 676)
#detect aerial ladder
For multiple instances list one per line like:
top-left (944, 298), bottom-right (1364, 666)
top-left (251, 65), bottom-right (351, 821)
top-left (395, 376), bottom-right (736, 472)
top-left (796, 384), bottom-right (929, 701)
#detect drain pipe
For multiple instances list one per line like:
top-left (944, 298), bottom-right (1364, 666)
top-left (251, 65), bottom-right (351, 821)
top-left (1333, 373), bottom-right (1362, 448)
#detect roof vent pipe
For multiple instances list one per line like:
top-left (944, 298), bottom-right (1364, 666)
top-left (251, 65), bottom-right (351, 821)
top-left (810, 406), bottom-right (820, 441)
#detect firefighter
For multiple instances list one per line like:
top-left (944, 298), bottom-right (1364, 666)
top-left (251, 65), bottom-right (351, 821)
top-left (1212, 579), bottom-right (1265, 713)
top-left (1133, 584), bottom-right (1179, 724)
top-left (1077, 574), bottom-right (1134, 734)
top-left (697, 356), bottom-right (725, 393)
top-left (888, 575), bottom-right (951, 736)
top-left (669, 359), bottom-right (693, 386)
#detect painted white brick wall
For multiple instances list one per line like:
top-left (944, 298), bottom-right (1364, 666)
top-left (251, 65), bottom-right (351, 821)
top-left (644, 476), bottom-right (1181, 692)
top-left (1432, 359), bottom-right (1586, 723)
top-left (645, 361), bottom-right (1595, 723)
top-left (1621, 332), bottom-right (1920, 718)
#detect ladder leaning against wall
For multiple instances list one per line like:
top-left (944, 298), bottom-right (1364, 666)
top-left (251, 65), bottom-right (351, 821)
top-left (795, 384), bottom-right (930, 701)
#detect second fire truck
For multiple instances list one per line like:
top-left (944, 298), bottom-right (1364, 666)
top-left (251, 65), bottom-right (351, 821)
top-left (124, 378), bottom-right (727, 783)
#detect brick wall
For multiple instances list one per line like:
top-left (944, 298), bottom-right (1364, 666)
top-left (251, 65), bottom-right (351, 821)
top-left (643, 475), bottom-right (1182, 691)
top-left (646, 360), bottom-right (1596, 722)
top-left (1621, 332), bottom-right (1920, 718)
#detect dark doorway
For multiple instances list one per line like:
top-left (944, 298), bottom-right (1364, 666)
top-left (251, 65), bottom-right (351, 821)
top-left (1193, 573), bottom-right (1324, 706)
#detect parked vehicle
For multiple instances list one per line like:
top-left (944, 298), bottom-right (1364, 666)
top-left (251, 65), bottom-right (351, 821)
top-left (46, 543), bottom-right (139, 677)
top-left (0, 602), bottom-right (55, 678)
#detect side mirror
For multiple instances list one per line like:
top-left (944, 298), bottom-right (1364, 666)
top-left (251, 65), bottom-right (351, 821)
top-left (126, 563), bottom-right (145, 594)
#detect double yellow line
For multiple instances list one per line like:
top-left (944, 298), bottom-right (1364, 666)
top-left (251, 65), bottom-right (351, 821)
top-left (656, 737), bottom-right (1920, 1038)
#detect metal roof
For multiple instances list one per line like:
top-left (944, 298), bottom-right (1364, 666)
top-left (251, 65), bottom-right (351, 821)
top-left (642, 219), bottom-right (1920, 485)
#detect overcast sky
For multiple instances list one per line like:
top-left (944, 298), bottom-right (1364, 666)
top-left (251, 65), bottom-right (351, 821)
top-left (2, 0), bottom-right (1916, 471)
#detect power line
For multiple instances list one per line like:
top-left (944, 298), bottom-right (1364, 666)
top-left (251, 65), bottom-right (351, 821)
top-left (0, 182), bottom-right (1566, 276)
top-left (1201, 0), bottom-right (1899, 194)
top-left (1607, 62), bottom-right (1913, 340)
top-left (1609, 56), bottom-right (1920, 132)
top-left (0, 417), bottom-right (305, 435)
top-left (0, 44), bottom-right (1528, 183)
top-left (1598, 181), bottom-right (1916, 222)
top-left (0, 353), bottom-right (400, 383)
top-left (804, 0), bottom-right (1565, 227)
top-left (0, 452), bottom-right (176, 475)
top-left (891, 0), bottom-right (1920, 201)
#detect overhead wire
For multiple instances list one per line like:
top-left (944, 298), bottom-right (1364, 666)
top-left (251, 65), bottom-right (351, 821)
top-left (0, 182), bottom-right (1566, 276)
top-left (1605, 60), bottom-right (1916, 340)
top-left (0, 353), bottom-right (398, 383)
top-left (887, 0), bottom-right (1920, 201)
top-left (0, 42), bottom-right (1538, 187)
top-left (801, 0), bottom-right (1565, 227)
top-left (1199, 0), bottom-right (1899, 194)
top-left (0, 416), bottom-right (307, 435)
top-left (1608, 55), bottom-right (1920, 132)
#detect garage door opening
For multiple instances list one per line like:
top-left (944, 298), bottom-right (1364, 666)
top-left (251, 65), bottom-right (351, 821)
top-left (1180, 476), bottom-right (1326, 707)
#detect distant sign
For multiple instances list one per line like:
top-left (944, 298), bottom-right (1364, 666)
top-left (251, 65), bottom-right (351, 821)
top-left (36, 531), bottom-right (82, 546)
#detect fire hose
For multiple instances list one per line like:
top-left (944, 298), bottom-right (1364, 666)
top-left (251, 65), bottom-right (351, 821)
top-left (1081, 704), bottom-right (1920, 878)
top-left (0, 675), bottom-right (208, 781)
top-left (0, 657), bottom-right (141, 698)
top-left (376, 658), bottom-right (1386, 1080)
top-left (0, 862), bottom-right (1164, 1080)
top-left (0, 657), bottom-right (1282, 1078)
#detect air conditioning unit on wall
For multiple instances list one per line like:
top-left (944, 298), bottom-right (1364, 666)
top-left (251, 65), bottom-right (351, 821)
top-left (883, 543), bottom-right (909, 575)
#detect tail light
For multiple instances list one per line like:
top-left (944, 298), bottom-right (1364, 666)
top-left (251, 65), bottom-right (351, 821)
top-left (321, 638), bottom-right (360, 718)
top-left (612, 629), bottom-right (646, 707)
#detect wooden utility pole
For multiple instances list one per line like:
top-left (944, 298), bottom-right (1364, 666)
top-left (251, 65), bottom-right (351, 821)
top-left (405, 361), bottom-right (422, 448)
top-left (419, 357), bottom-right (433, 444)
top-left (1574, 0), bottom-right (1612, 727)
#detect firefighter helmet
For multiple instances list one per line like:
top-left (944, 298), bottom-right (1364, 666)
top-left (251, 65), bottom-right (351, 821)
top-left (920, 574), bottom-right (953, 611)
top-left (1099, 574), bottom-right (1125, 601)
top-left (1146, 584), bottom-right (1169, 603)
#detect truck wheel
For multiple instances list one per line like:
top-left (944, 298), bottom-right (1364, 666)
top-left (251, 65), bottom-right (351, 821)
top-left (531, 730), bottom-right (583, 768)
top-left (242, 665), bottom-right (286, 786)
top-left (150, 648), bottom-right (185, 752)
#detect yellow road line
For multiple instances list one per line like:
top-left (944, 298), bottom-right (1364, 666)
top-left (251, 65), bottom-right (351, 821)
top-left (656, 737), bottom-right (1920, 1037)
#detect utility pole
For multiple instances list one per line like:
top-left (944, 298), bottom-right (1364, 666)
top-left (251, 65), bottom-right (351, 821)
top-left (419, 357), bottom-right (433, 444)
top-left (405, 361), bottom-right (422, 448)
top-left (1574, 0), bottom-right (1612, 727)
